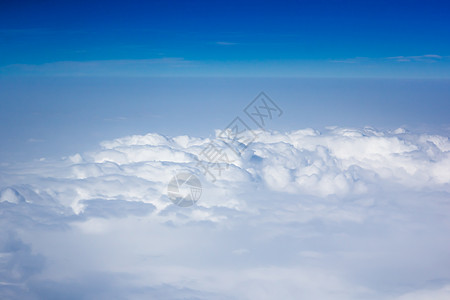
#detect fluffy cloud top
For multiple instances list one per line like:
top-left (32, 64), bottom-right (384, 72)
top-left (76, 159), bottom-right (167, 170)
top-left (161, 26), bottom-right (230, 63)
top-left (1, 127), bottom-right (449, 299)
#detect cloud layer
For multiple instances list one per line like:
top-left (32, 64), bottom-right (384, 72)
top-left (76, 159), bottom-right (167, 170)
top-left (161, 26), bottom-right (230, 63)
top-left (1, 127), bottom-right (450, 299)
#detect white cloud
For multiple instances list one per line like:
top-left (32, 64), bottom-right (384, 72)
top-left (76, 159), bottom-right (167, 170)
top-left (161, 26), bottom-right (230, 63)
top-left (0, 127), bottom-right (449, 299)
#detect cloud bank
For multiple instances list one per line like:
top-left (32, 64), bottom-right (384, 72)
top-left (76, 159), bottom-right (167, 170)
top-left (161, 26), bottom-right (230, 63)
top-left (1, 127), bottom-right (450, 299)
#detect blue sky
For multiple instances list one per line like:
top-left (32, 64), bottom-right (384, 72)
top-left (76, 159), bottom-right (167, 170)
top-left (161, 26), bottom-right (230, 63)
top-left (1, 0), bottom-right (450, 77)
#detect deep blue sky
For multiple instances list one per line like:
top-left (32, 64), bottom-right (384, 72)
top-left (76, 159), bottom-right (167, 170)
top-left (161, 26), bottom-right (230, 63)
top-left (1, 0), bottom-right (449, 77)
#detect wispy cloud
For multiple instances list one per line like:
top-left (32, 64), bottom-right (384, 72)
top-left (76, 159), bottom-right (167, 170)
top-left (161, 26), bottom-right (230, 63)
top-left (0, 58), bottom-right (194, 76)
top-left (331, 54), bottom-right (446, 64)
top-left (330, 57), bottom-right (369, 64)
top-left (0, 28), bottom-right (86, 38)
top-left (27, 138), bottom-right (44, 143)
top-left (386, 54), bottom-right (443, 62)
top-left (215, 41), bottom-right (237, 46)
top-left (0, 28), bottom-right (54, 35)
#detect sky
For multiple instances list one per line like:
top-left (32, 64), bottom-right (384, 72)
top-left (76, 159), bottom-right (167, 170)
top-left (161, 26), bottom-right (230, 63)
top-left (1, 77), bottom-right (449, 163)
top-left (1, 1), bottom-right (450, 299)
top-left (1, 0), bottom-right (450, 77)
